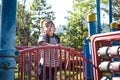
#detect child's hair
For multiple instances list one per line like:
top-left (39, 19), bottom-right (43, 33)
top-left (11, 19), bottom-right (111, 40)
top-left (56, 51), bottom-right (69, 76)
top-left (40, 19), bottom-right (60, 43)
top-left (40, 19), bottom-right (55, 28)
top-left (40, 19), bottom-right (56, 33)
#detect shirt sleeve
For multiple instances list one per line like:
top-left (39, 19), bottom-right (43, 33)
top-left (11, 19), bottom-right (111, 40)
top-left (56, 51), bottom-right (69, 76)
top-left (38, 34), bottom-right (47, 43)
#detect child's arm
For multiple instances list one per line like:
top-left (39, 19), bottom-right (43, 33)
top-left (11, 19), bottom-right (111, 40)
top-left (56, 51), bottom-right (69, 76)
top-left (38, 41), bottom-right (60, 46)
top-left (38, 34), bottom-right (61, 46)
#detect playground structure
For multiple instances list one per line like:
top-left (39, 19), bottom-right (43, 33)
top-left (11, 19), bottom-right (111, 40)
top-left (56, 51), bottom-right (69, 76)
top-left (0, 0), bottom-right (120, 80)
top-left (15, 46), bottom-right (90, 80)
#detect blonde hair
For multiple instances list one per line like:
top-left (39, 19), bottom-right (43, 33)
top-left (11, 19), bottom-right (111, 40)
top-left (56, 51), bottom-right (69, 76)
top-left (40, 19), bottom-right (55, 28)
top-left (40, 19), bottom-right (45, 27)
top-left (40, 19), bottom-right (56, 33)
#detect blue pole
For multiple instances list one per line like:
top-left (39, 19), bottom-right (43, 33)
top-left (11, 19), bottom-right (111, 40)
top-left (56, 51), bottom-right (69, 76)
top-left (96, 0), bottom-right (101, 34)
top-left (110, 22), bottom-right (119, 77)
top-left (110, 23), bottom-right (118, 46)
top-left (87, 13), bottom-right (96, 80)
top-left (83, 32), bottom-right (91, 79)
top-left (110, 22), bottom-right (118, 32)
top-left (0, 0), bottom-right (19, 80)
top-left (87, 14), bottom-right (96, 36)
top-left (109, 0), bottom-right (112, 24)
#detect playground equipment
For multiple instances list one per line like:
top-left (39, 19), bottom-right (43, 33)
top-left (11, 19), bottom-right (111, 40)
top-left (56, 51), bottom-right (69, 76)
top-left (90, 31), bottom-right (120, 80)
top-left (83, 0), bottom-right (120, 80)
top-left (0, 0), bottom-right (19, 80)
top-left (0, 0), bottom-right (120, 80)
top-left (15, 46), bottom-right (92, 80)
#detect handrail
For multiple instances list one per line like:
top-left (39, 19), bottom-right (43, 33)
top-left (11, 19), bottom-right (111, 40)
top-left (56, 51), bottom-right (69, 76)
top-left (15, 46), bottom-right (93, 80)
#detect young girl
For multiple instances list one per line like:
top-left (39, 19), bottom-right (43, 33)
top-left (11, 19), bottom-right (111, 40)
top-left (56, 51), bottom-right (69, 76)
top-left (38, 20), bottom-right (60, 80)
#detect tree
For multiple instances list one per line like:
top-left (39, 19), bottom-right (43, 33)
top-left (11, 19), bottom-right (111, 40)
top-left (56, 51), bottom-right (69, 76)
top-left (61, 0), bottom-right (120, 49)
top-left (112, 0), bottom-right (120, 22)
top-left (16, 1), bottom-right (33, 46)
top-left (29, 0), bottom-right (55, 45)
top-left (16, 0), bottom-right (55, 46)
top-left (97, 0), bottom-right (120, 32)
top-left (60, 0), bottom-right (95, 49)
top-left (30, 0), bottom-right (55, 30)
top-left (100, 0), bottom-right (120, 23)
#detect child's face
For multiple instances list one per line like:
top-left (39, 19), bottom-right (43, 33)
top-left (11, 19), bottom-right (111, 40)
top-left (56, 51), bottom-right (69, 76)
top-left (43, 21), bottom-right (55, 36)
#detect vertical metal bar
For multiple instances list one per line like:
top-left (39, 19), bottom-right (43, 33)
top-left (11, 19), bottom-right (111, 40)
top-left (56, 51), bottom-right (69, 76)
top-left (30, 52), bottom-right (32, 80)
top-left (49, 48), bottom-right (52, 80)
top-left (110, 22), bottom-right (119, 77)
top-left (87, 13), bottom-right (96, 80)
top-left (21, 54), bottom-right (24, 80)
top-left (43, 49), bottom-right (46, 80)
top-left (23, 54), bottom-right (25, 79)
top-left (35, 51), bottom-right (37, 80)
top-left (36, 50), bottom-right (40, 80)
top-left (83, 31), bottom-right (91, 79)
top-left (32, 52), bottom-right (37, 80)
top-left (64, 49), bottom-right (67, 80)
top-left (96, 0), bottom-right (101, 33)
top-left (72, 54), bottom-right (74, 80)
top-left (79, 58), bottom-right (81, 80)
top-left (68, 49), bottom-right (70, 80)
top-left (0, 0), bottom-right (18, 80)
top-left (109, 0), bottom-right (112, 24)
top-left (54, 48), bottom-right (57, 80)
top-left (60, 47), bottom-right (62, 80)
top-left (76, 56), bottom-right (78, 80)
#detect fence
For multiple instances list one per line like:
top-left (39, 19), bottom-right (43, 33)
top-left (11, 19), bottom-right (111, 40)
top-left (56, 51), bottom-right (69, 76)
top-left (15, 46), bottom-right (92, 80)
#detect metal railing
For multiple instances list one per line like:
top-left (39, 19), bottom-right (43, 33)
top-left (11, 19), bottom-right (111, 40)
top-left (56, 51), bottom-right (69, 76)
top-left (15, 46), bottom-right (92, 80)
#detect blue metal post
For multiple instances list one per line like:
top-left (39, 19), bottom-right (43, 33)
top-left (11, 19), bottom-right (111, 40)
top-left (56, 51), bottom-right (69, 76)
top-left (110, 22), bottom-right (118, 51)
top-left (83, 31), bottom-right (91, 79)
top-left (0, 0), bottom-right (18, 80)
top-left (96, 0), bottom-right (101, 34)
top-left (110, 22), bottom-right (118, 32)
top-left (87, 14), bottom-right (96, 36)
top-left (110, 22), bottom-right (119, 77)
top-left (87, 13), bottom-right (96, 80)
top-left (109, 0), bottom-right (112, 24)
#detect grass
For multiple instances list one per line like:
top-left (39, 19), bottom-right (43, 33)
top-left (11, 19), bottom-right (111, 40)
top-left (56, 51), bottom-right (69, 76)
top-left (15, 67), bottom-right (83, 80)
top-left (15, 62), bottom-right (83, 80)
top-left (57, 69), bottom-right (83, 80)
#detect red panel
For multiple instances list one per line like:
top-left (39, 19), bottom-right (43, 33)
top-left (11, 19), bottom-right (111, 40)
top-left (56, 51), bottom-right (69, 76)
top-left (90, 31), bottom-right (120, 80)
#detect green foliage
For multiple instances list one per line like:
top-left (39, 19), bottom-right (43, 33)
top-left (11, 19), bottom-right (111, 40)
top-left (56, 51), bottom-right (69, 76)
top-left (16, 0), bottom-right (120, 48)
top-left (99, 0), bottom-right (120, 32)
top-left (29, 0), bottom-right (55, 45)
top-left (60, 0), bottom-right (95, 49)
top-left (16, 0), bottom-right (55, 46)
top-left (100, 0), bottom-right (120, 23)
top-left (112, 0), bottom-right (120, 22)
top-left (16, 3), bottom-right (33, 46)
top-left (30, 0), bottom-right (55, 27)
top-left (60, 0), bottom-right (120, 49)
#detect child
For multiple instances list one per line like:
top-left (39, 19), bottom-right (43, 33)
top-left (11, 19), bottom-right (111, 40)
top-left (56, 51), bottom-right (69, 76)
top-left (38, 19), bottom-right (60, 80)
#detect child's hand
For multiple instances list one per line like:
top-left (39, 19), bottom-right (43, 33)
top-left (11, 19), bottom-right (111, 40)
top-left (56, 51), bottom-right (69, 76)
top-left (55, 44), bottom-right (61, 46)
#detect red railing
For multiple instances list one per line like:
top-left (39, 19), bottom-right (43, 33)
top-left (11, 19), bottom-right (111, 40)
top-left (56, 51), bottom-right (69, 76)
top-left (90, 31), bottom-right (120, 80)
top-left (15, 46), bottom-right (92, 80)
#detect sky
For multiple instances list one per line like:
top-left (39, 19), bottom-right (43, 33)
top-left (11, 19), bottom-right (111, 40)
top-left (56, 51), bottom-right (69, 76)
top-left (0, 0), bottom-right (72, 30)
top-left (47, 0), bottom-right (73, 27)
top-left (24, 0), bottom-right (73, 27)
top-left (24, 0), bottom-right (73, 30)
